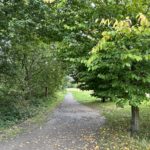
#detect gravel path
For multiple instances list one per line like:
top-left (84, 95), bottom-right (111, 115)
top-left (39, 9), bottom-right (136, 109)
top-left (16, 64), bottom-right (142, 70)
top-left (0, 93), bottom-right (105, 150)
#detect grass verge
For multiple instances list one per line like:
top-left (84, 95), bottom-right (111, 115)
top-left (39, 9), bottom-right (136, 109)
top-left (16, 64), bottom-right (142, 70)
top-left (70, 88), bottom-right (150, 150)
top-left (0, 91), bottom-right (66, 141)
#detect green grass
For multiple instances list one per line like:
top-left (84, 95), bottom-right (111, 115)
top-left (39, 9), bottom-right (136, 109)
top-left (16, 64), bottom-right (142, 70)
top-left (70, 88), bottom-right (150, 150)
top-left (0, 91), bottom-right (66, 141)
top-left (67, 88), bottom-right (97, 103)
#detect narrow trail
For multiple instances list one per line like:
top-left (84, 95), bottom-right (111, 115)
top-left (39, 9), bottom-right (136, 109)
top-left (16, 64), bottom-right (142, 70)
top-left (0, 93), bottom-right (105, 150)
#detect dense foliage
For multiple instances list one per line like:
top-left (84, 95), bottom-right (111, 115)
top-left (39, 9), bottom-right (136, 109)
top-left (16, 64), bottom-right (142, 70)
top-left (0, 0), bottom-right (65, 126)
top-left (87, 14), bottom-right (150, 106)
top-left (57, 0), bottom-right (150, 101)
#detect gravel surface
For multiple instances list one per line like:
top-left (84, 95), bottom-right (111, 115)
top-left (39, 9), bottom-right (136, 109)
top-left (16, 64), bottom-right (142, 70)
top-left (0, 93), bottom-right (105, 150)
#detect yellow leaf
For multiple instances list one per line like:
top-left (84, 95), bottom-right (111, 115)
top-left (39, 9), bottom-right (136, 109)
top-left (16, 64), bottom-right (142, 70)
top-left (43, 0), bottom-right (55, 3)
top-left (95, 145), bottom-right (99, 150)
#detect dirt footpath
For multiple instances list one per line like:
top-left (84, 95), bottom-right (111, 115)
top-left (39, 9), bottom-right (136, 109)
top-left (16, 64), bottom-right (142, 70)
top-left (0, 93), bottom-right (105, 150)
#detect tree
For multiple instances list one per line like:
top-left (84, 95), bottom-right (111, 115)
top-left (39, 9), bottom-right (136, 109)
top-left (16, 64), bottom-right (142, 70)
top-left (0, 0), bottom-right (66, 123)
top-left (0, 0), bottom-right (67, 126)
top-left (87, 14), bottom-right (150, 135)
top-left (56, 0), bottom-right (150, 103)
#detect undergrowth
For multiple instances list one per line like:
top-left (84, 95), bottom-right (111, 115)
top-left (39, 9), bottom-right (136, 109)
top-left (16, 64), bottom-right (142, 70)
top-left (0, 91), bottom-right (65, 140)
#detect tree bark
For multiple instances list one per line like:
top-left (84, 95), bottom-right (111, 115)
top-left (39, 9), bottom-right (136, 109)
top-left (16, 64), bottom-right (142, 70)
top-left (131, 105), bottom-right (139, 136)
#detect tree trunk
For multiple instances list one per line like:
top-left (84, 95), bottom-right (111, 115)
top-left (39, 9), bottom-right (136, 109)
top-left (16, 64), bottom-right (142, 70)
top-left (131, 105), bottom-right (139, 136)
top-left (45, 87), bottom-right (48, 97)
top-left (102, 97), bottom-right (106, 103)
